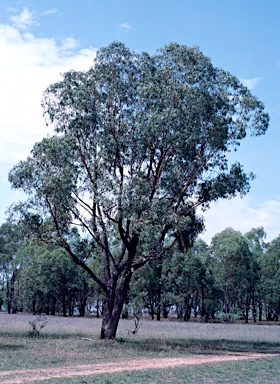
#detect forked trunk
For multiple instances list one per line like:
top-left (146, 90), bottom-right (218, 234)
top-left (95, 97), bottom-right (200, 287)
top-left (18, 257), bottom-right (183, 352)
top-left (100, 233), bottom-right (139, 339)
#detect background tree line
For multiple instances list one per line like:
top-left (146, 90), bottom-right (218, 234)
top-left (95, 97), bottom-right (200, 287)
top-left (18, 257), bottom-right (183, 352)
top-left (1, 221), bottom-right (279, 323)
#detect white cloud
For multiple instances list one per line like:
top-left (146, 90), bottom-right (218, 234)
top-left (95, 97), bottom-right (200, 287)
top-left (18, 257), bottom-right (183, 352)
top-left (42, 9), bottom-right (58, 16)
top-left (119, 22), bottom-right (132, 30)
top-left (7, 7), bottom-right (18, 13)
top-left (0, 9), bottom-right (97, 223)
top-left (0, 14), bottom-right (97, 172)
top-left (10, 8), bottom-right (35, 30)
top-left (241, 77), bottom-right (261, 90)
top-left (200, 196), bottom-right (280, 244)
top-left (60, 37), bottom-right (79, 52)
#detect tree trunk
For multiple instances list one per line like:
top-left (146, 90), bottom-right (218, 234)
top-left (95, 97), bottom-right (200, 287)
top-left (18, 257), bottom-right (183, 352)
top-left (79, 297), bottom-right (87, 317)
top-left (68, 300), bottom-right (74, 316)
top-left (33, 300), bottom-right (36, 314)
top-left (156, 260), bottom-right (162, 321)
top-left (162, 306), bottom-right (169, 319)
top-left (100, 232), bottom-right (139, 339)
top-left (45, 304), bottom-right (49, 315)
top-left (101, 305), bottom-right (123, 339)
top-left (266, 307), bottom-right (272, 321)
top-left (184, 306), bottom-right (191, 321)
top-left (6, 280), bottom-right (11, 314)
top-left (62, 291), bottom-right (67, 317)
top-left (100, 270), bottom-right (132, 339)
top-left (156, 304), bottom-right (161, 321)
top-left (258, 298), bottom-right (262, 321)
top-left (96, 291), bottom-right (101, 318)
top-left (51, 298), bottom-right (56, 315)
top-left (177, 306), bottom-right (182, 320)
top-left (245, 307), bottom-right (249, 323)
top-left (7, 273), bottom-right (17, 314)
top-left (252, 293), bottom-right (257, 323)
top-left (245, 294), bottom-right (251, 323)
top-left (148, 295), bottom-right (155, 320)
top-left (96, 301), bottom-right (100, 318)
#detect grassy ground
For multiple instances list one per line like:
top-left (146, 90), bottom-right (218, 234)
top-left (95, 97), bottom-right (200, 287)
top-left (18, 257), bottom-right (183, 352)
top-left (0, 313), bottom-right (279, 382)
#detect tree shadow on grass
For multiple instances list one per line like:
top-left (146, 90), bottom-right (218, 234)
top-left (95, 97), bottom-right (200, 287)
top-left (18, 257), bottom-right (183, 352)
top-left (0, 344), bottom-right (25, 350)
top-left (0, 331), bottom-right (92, 339)
top-left (1, 332), bottom-right (279, 356)
top-left (117, 337), bottom-right (280, 355)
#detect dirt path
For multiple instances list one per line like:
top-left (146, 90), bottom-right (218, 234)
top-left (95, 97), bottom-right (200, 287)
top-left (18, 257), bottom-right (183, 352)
top-left (0, 353), bottom-right (277, 383)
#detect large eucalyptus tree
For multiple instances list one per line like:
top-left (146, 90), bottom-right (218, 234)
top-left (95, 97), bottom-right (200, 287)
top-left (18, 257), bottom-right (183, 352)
top-left (9, 42), bottom-right (269, 339)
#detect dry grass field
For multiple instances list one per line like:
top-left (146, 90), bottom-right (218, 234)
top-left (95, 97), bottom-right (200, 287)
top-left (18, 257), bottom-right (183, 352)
top-left (0, 313), bottom-right (279, 383)
top-left (1, 313), bottom-right (279, 341)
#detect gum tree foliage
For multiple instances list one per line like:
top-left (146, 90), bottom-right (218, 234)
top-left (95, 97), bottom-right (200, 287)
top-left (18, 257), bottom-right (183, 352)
top-left (210, 228), bottom-right (259, 322)
top-left (171, 239), bottom-right (221, 322)
top-left (18, 245), bottom-right (88, 316)
top-left (132, 239), bottom-right (220, 322)
top-left (9, 42), bottom-right (269, 339)
top-left (0, 221), bottom-right (99, 317)
top-left (260, 236), bottom-right (280, 320)
top-left (244, 227), bottom-right (267, 321)
top-left (0, 222), bottom-right (27, 313)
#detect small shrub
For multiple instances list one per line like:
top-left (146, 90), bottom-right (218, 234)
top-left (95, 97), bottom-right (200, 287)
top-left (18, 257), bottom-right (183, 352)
top-left (217, 309), bottom-right (242, 324)
top-left (28, 315), bottom-right (48, 337)
top-left (126, 306), bottom-right (143, 335)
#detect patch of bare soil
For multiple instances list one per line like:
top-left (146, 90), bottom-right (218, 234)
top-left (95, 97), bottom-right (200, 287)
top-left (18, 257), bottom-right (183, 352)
top-left (0, 353), bottom-right (277, 383)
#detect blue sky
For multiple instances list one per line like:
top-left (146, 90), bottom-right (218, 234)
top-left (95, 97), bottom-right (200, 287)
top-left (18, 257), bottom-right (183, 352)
top-left (0, 0), bottom-right (280, 243)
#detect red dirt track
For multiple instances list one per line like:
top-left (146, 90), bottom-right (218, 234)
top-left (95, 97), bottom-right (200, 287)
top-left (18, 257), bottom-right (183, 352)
top-left (0, 353), bottom-right (276, 383)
